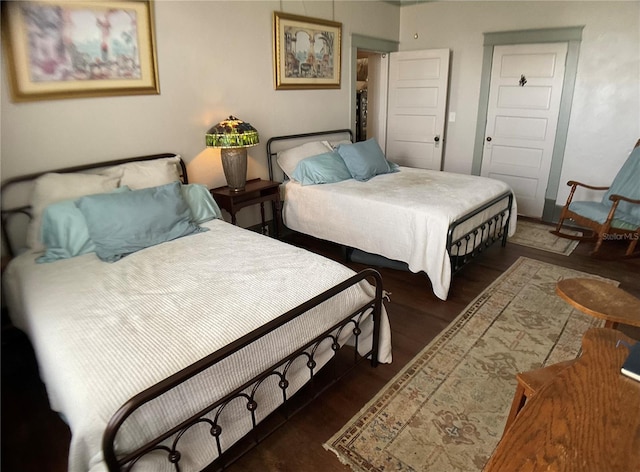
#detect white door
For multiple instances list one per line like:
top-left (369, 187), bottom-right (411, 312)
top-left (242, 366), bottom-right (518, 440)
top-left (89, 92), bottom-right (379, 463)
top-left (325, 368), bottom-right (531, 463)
top-left (385, 49), bottom-right (450, 170)
top-left (481, 43), bottom-right (567, 217)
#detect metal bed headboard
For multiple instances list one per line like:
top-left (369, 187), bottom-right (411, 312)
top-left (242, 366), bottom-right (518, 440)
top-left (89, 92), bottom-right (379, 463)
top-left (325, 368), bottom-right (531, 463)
top-left (1, 153), bottom-right (187, 258)
top-left (266, 129), bottom-right (353, 182)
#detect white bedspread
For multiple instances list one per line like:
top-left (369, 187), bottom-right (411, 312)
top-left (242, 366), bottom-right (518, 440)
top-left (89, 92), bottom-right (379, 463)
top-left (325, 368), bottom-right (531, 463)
top-left (283, 167), bottom-right (517, 300)
top-left (3, 219), bottom-right (391, 472)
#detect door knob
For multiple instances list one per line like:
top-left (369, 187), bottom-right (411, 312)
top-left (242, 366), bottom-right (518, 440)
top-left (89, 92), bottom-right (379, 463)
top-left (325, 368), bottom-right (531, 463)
top-left (434, 136), bottom-right (440, 142)
top-left (486, 136), bottom-right (492, 142)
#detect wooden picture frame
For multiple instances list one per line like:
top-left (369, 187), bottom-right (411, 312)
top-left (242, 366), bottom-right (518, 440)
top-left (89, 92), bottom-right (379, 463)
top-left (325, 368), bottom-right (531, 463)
top-left (273, 11), bottom-right (341, 90)
top-left (1, 0), bottom-right (159, 102)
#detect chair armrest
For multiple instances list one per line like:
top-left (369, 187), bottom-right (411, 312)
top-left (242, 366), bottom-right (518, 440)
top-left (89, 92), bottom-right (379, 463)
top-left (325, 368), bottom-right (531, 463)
top-left (562, 181), bottom-right (610, 207)
top-left (608, 194), bottom-right (640, 205)
top-left (602, 195), bottom-right (640, 231)
top-left (566, 180), bottom-right (610, 191)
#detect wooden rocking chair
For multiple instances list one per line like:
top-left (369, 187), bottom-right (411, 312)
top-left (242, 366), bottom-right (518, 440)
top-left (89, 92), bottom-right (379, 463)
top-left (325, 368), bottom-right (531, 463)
top-left (551, 140), bottom-right (640, 256)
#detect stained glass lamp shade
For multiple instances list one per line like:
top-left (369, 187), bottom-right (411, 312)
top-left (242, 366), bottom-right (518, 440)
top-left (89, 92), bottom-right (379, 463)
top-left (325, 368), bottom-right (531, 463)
top-left (206, 116), bottom-right (259, 192)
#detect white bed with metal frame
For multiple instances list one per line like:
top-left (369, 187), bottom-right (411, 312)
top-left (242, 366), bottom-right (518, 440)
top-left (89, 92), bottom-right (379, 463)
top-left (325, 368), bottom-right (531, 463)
top-left (267, 130), bottom-right (517, 300)
top-left (1, 153), bottom-right (391, 472)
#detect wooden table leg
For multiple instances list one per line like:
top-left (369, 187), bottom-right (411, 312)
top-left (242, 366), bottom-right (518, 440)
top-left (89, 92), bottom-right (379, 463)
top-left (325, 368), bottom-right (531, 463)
top-left (273, 200), bottom-right (281, 239)
top-left (504, 382), bottom-right (527, 433)
top-left (260, 202), bottom-right (266, 234)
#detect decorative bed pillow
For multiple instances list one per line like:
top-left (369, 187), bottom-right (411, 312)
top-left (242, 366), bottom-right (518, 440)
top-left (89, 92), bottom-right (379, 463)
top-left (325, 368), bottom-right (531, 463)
top-left (101, 156), bottom-right (181, 190)
top-left (37, 187), bottom-right (131, 264)
top-left (27, 172), bottom-right (121, 251)
top-left (276, 141), bottom-right (333, 179)
top-left (36, 184), bottom-right (217, 263)
top-left (76, 181), bottom-right (205, 262)
top-left (336, 138), bottom-right (397, 181)
top-left (292, 151), bottom-right (353, 185)
top-left (181, 183), bottom-right (222, 223)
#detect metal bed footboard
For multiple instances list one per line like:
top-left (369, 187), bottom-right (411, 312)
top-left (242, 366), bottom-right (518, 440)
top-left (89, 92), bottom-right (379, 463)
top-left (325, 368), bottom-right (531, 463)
top-left (103, 268), bottom-right (383, 472)
top-left (447, 191), bottom-right (513, 274)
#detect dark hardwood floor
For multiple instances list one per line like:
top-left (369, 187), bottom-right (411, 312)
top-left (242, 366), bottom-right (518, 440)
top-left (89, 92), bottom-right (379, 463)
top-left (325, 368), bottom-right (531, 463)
top-left (2, 227), bottom-right (639, 472)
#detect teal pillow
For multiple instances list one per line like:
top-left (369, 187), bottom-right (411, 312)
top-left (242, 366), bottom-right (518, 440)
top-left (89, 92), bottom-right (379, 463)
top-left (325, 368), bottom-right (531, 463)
top-left (337, 138), bottom-right (396, 181)
top-left (37, 186), bottom-right (131, 264)
top-left (181, 183), bottom-right (222, 223)
top-left (292, 151), bottom-right (353, 185)
top-left (37, 184), bottom-right (218, 263)
top-left (76, 181), bottom-right (205, 262)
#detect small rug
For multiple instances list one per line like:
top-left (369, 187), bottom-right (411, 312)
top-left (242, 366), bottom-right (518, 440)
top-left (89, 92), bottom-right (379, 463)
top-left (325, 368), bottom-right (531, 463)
top-left (509, 219), bottom-right (582, 255)
top-left (324, 257), bottom-right (613, 472)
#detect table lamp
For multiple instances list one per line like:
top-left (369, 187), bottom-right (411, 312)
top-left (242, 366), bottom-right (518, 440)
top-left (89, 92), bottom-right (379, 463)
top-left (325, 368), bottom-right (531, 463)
top-left (206, 116), bottom-right (259, 192)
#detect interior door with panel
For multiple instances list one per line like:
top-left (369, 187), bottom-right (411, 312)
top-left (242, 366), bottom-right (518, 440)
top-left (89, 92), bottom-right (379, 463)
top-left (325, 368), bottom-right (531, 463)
top-left (480, 42), bottom-right (567, 217)
top-left (385, 49), bottom-right (450, 170)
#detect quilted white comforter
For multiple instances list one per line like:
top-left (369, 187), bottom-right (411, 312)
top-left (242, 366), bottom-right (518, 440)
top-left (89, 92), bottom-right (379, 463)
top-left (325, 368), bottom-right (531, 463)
top-left (283, 167), bottom-right (517, 300)
top-left (3, 219), bottom-right (391, 472)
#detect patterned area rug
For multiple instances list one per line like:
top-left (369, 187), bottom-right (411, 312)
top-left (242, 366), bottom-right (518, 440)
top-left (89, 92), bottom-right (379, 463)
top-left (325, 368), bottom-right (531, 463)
top-left (324, 257), bottom-right (612, 472)
top-left (509, 219), bottom-right (582, 255)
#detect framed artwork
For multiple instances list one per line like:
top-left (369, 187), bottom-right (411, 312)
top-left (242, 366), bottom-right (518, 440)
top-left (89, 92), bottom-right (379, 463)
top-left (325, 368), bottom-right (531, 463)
top-left (1, 0), bottom-right (159, 102)
top-left (273, 12), bottom-right (341, 90)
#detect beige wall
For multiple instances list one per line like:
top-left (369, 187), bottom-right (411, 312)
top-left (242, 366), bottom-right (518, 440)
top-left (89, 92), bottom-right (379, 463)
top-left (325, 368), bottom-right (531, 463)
top-left (400, 1), bottom-right (640, 204)
top-left (0, 0), bottom-right (400, 226)
top-left (3, 1), bottom-right (637, 219)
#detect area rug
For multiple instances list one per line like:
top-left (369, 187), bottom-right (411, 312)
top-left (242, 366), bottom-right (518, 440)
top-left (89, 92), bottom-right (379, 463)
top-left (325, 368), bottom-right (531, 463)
top-left (509, 219), bottom-right (582, 255)
top-left (324, 257), bottom-right (613, 472)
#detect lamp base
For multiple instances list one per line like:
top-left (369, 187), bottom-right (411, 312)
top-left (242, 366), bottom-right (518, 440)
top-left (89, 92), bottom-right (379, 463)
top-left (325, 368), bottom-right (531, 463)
top-left (220, 147), bottom-right (247, 192)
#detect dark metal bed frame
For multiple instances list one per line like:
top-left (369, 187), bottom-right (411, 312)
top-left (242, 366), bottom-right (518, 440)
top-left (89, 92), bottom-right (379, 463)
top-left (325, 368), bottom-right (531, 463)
top-left (104, 268), bottom-right (382, 471)
top-left (446, 190), bottom-right (513, 274)
top-left (0, 153), bottom-right (385, 471)
top-left (266, 129), bottom-right (513, 277)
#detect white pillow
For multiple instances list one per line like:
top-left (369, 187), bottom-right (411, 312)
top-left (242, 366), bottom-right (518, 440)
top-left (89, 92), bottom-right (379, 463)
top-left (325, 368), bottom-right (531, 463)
top-left (276, 141), bottom-right (332, 179)
top-left (27, 172), bottom-right (121, 251)
top-left (323, 139), bottom-right (352, 150)
top-left (101, 156), bottom-right (181, 190)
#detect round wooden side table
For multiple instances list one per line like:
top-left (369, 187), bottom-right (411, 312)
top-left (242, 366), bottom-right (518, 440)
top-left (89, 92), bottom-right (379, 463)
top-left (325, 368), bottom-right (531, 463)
top-left (556, 278), bottom-right (640, 329)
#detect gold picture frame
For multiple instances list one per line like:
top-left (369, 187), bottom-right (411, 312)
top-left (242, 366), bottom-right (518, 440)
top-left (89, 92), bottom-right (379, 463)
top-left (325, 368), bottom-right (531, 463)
top-left (2, 0), bottom-right (159, 102)
top-left (273, 11), bottom-right (341, 90)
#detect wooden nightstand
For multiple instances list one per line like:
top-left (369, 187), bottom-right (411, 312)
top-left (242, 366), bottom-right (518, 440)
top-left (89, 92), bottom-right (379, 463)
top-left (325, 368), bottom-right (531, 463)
top-left (210, 178), bottom-right (281, 237)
